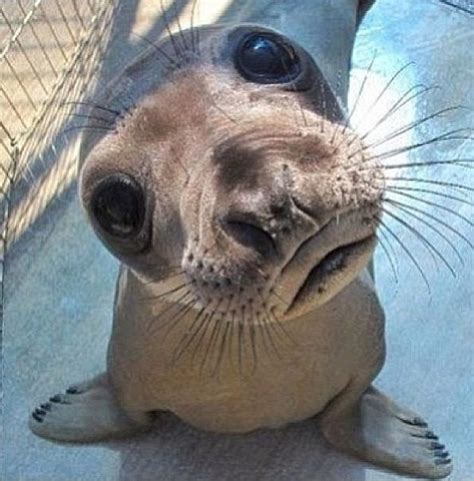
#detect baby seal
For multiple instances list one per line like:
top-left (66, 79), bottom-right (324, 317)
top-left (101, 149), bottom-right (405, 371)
top-left (30, 2), bottom-right (452, 479)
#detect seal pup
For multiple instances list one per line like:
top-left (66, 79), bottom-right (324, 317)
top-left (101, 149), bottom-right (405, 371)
top-left (29, 1), bottom-right (453, 478)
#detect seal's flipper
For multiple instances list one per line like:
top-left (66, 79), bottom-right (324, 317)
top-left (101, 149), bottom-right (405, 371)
top-left (29, 373), bottom-right (152, 442)
top-left (321, 385), bottom-right (452, 479)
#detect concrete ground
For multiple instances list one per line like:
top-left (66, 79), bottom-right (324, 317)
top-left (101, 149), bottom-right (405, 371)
top-left (2, 0), bottom-right (473, 480)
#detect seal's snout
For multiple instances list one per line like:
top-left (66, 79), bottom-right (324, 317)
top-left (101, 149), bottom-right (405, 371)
top-left (79, 22), bottom-right (385, 322)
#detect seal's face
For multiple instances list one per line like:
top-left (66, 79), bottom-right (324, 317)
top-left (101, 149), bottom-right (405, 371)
top-left (80, 25), bottom-right (384, 324)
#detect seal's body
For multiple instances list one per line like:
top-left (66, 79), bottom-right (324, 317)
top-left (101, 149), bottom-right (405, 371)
top-left (109, 267), bottom-right (382, 434)
top-left (30, 1), bottom-right (452, 478)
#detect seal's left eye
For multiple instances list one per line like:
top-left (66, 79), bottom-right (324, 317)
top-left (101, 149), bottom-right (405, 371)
top-left (235, 32), bottom-right (301, 84)
top-left (91, 174), bottom-right (145, 239)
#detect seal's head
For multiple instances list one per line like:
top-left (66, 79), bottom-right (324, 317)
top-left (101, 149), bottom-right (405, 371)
top-left (79, 24), bottom-right (384, 323)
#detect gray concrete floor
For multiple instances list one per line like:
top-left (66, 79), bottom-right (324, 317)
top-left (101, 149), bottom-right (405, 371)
top-left (3, 1), bottom-right (473, 480)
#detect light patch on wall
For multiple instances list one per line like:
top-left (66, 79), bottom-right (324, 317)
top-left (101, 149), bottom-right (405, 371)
top-left (130, 0), bottom-right (235, 40)
top-left (348, 65), bottom-right (417, 165)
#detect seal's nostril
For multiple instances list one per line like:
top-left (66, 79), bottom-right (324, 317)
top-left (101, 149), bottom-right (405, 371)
top-left (270, 203), bottom-right (287, 217)
top-left (222, 217), bottom-right (276, 257)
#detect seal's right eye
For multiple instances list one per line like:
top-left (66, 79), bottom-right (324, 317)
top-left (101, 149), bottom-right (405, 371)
top-left (91, 174), bottom-right (145, 239)
top-left (235, 32), bottom-right (301, 84)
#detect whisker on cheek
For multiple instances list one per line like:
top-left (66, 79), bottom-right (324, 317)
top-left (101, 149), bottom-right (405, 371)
top-left (172, 305), bottom-right (209, 364)
top-left (129, 31), bottom-right (180, 68)
top-left (375, 231), bottom-right (400, 285)
top-left (385, 185), bottom-right (473, 206)
top-left (377, 216), bottom-right (432, 296)
top-left (382, 207), bottom-right (456, 277)
top-left (140, 281), bottom-right (191, 302)
top-left (384, 190), bottom-right (474, 227)
top-left (384, 199), bottom-right (464, 266)
top-left (383, 198), bottom-right (473, 249)
top-left (159, 0), bottom-right (185, 64)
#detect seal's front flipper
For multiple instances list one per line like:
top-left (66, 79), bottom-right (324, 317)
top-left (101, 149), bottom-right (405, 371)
top-left (29, 373), bottom-right (152, 442)
top-left (321, 385), bottom-right (452, 479)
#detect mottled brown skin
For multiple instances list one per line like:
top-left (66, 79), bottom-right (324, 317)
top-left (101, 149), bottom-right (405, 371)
top-left (29, 4), bottom-right (452, 479)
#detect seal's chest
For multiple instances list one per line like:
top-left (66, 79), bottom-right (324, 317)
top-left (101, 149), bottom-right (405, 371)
top-left (139, 334), bottom-right (349, 433)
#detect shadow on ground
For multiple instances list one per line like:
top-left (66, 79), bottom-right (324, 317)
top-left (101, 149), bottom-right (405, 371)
top-left (107, 412), bottom-right (363, 481)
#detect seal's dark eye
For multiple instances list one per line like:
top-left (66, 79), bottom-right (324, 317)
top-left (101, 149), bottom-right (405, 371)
top-left (91, 174), bottom-right (145, 238)
top-left (235, 32), bottom-right (301, 84)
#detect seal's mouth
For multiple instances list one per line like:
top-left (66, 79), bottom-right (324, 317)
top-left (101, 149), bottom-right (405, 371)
top-left (285, 234), bottom-right (375, 314)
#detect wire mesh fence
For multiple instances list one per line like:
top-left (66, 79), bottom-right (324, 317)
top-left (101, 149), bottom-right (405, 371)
top-left (0, 0), bottom-right (117, 319)
top-left (440, 0), bottom-right (474, 14)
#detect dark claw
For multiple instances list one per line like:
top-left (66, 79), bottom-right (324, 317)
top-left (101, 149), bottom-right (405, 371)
top-left (434, 451), bottom-right (450, 459)
top-left (430, 442), bottom-right (445, 450)
top-left (35, 408), bottom-right (46, 416)
top-left (412, 417), bottom-right (428, 427)
top-left (40, 403), bottom-right (52, 412)
top-left (402, 417), bottom-right (428, 428)
top-left (32, 412), bottom-right (44, 423)
top-left (49, 395), bottom-right (62, 403)
top-left (411, 431), bottom-right (439, 440)
top-left (435, 458), bottom-right (452, 465)
top-left (66, 386), bottom-right (79, 394)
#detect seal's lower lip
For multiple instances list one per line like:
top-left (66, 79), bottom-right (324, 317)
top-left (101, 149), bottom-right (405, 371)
top-left (285, 235), bottom-right (375, 314)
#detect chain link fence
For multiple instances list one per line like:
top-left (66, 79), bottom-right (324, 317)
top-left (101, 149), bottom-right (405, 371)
top-left (0, 0), bottom-right (117, 322)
